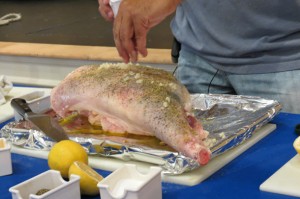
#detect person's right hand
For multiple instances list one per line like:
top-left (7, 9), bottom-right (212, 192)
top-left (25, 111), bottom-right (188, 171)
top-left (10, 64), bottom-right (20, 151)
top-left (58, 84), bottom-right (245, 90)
top-left (113, 0), bottom-right (181, 63)
top-left (98, 0), bottom-right (114, 22)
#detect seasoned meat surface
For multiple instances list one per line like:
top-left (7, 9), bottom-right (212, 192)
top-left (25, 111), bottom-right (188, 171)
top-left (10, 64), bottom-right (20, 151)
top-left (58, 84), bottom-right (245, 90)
top-left (51, 63), bottom-right (211, 164)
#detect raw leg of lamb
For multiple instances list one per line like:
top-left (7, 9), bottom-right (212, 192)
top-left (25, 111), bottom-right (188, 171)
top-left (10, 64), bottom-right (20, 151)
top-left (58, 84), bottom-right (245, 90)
top-left (50, 63), bottom-right (211, 165)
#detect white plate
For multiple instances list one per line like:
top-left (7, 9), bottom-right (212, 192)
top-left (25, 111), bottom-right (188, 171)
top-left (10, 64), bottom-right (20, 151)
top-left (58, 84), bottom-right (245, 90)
top-left (260, 154), bottom-right (300, 197)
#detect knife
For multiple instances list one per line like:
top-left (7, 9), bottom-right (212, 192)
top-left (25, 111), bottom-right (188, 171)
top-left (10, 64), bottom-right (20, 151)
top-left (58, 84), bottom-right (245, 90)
top-left (11, 98), bottom-right (69, 142)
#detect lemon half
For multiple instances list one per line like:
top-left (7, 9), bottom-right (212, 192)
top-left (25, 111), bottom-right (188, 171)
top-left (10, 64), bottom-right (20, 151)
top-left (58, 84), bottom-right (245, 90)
top-left (293, 136), bottom-right (300, 154)
top-left (0, 139), bottom-right (5, 148)
top-left (48, 140), bottom-right (88, 178)
top-left (69, 161), bottom-right (103, 196)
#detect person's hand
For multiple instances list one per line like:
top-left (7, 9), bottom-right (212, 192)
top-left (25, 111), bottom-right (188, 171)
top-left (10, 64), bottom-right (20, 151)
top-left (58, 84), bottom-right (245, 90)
top-left (98, 0), bottom-right (114, 22)
top-left (114, 0), bottom-right (181, 63)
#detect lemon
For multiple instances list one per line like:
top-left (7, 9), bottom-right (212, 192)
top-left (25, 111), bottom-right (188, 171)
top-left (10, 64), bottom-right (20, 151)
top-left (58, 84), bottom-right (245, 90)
top-left (48, 140), bottom-right (88, 178)
top-left (69, 161), bottom-right (103, 196)
top-left (0, 139), bottom-right (5, 148)
top-left (293, 136), bottom-right (300, 154)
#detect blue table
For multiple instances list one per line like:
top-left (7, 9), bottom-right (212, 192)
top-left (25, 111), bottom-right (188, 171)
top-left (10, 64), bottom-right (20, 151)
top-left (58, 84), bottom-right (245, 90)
top-left (0, 112), bottom-right (299, 199)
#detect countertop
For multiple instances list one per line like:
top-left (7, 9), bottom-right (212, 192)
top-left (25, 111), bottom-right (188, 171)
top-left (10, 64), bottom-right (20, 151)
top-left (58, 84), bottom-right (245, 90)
top-left (0, 41), bottom-right (172, 64)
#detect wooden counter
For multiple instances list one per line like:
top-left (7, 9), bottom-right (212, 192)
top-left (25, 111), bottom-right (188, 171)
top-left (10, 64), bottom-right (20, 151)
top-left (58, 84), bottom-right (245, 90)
top-left (0, 42), bottom-right (174, 87)
top-left (0, 42), bottom-right (172, 64)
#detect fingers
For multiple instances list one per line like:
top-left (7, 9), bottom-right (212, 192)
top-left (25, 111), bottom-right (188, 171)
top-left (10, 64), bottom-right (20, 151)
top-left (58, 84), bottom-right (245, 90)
top-left (134, 19), bottom-right (148, 58)
top-left (113, 15), bottom-right (130, 63)
top-left (120, 14), bottom-right (137, 62)
top-left (98, 0), bottom-right (114, 21)
top-left (114, 12), bottom-right (139, 63)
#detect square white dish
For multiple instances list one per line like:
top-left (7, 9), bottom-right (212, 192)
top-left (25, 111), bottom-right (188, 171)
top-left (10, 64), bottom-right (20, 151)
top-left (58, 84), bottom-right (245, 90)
top-left (0, 87), bottom-right (51, 123)
top-left (0, 138), bottom-right (13, 176)
top-left (9, 170), bottom-right (80, 199)
top-left (13, 90), bottom-right (51, 121)
top-left (98, 164), bottom-right (162, 199)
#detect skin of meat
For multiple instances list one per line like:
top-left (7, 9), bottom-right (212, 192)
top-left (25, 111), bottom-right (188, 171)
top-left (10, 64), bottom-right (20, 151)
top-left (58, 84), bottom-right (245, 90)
top-left (50, 63), bottom-right (211, 165)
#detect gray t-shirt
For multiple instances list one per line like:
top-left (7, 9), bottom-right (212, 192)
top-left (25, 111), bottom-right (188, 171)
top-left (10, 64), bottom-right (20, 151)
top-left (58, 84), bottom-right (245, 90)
top-left (171, 0), bottom-right (300, 74)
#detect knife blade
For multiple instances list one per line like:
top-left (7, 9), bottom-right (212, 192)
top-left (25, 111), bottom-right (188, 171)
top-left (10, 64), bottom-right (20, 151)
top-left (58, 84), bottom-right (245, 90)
top-left (11, 98), bottom-right (69, 142)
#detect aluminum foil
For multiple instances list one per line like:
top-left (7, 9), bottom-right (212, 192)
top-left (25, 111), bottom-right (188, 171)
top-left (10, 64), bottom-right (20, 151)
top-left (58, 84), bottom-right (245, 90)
top-left (0, 94), bottom-right (281, 175)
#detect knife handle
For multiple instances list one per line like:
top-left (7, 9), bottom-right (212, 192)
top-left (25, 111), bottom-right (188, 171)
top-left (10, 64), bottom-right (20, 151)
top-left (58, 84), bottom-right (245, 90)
top-left (11, 98), bottom-right (33, 117)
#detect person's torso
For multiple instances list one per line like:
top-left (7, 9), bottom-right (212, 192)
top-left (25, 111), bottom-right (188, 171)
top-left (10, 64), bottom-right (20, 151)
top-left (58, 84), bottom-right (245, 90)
top-left (171, 0), bottom-right (300, 73)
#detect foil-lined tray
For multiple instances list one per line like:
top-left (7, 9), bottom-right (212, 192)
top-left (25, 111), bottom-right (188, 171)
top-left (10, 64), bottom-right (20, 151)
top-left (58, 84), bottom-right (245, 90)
top-left (0, 94), bottom-right (281, 175)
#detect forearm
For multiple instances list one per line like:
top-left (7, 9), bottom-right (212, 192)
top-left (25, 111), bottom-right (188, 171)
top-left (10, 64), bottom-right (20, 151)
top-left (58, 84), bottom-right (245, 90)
top-left (149, 0), bottom-right (181, 27)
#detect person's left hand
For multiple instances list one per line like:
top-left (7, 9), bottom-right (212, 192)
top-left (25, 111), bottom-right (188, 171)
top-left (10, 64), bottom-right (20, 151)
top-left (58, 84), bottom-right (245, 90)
top-left (113, 0), bottom-right (180, 63)
top-left (98, 0), bottom-right (114, 22)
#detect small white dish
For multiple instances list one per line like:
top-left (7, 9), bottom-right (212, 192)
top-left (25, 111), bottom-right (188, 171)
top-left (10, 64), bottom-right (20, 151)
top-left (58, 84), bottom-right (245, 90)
top-left (98, 164), bottom-right (162, 199)
top-left (14, 91), bottom-right (50, 121)
top-left (9, 170), bottom-right (80, 199)
top-left (0, 138), bottom-right (13, 176)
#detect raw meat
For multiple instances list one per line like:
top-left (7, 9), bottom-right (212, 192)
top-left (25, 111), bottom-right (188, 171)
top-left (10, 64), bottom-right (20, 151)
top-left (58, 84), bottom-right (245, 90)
top-left (50, 63), bottom-right (211, 165)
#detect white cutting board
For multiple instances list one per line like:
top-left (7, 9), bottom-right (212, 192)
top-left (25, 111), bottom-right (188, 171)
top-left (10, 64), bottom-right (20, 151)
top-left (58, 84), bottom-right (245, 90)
top-left (0, 87), bottom-right (52, 123)
top-left (11, 123), bottom-right (276, 186)
top-left (260, 154), bottom-right (300, 197)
